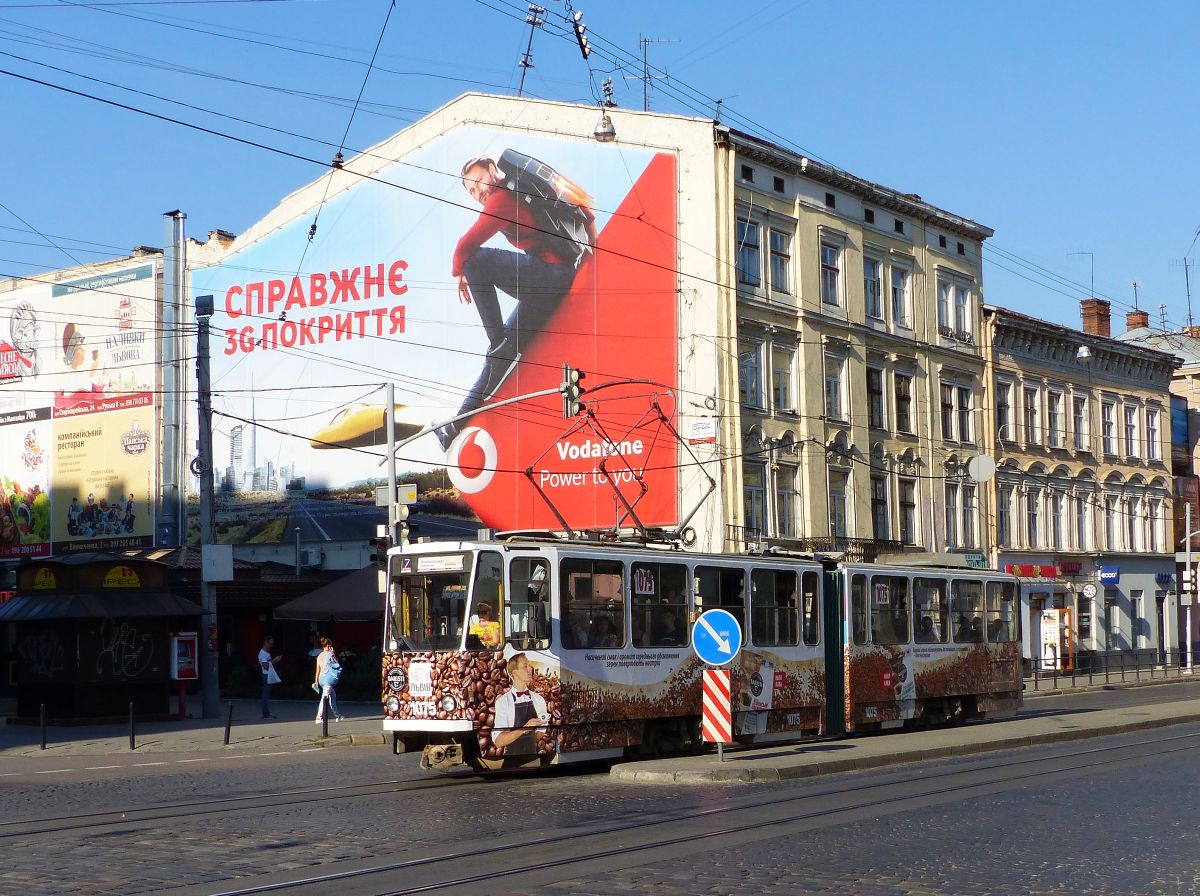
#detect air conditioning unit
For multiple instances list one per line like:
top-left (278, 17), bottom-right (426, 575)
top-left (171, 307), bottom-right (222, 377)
top-left (301, 549), bottom-right (322, 569)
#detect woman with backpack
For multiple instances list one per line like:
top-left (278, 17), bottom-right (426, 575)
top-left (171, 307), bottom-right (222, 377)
top-left (314, 636), bottom-right (343, 723)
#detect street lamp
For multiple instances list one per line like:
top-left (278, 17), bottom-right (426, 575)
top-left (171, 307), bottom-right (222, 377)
top-left (1182, 502), bottom-right (1198, 673)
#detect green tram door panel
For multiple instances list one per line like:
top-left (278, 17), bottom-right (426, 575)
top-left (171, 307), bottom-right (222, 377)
top-left (822, 567), bottom-right (846, 736)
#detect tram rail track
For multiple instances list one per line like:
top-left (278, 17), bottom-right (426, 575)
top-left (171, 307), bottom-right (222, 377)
top-left (196, 724), bottom-right (1200, 896)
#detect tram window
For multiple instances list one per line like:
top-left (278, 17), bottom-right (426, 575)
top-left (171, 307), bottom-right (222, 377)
top-left (914, 578), bottom-right (948, 643)
top-left (986, 581), bottom-right (1018, 642)
top-left (952, 580), bottom-right (984, 643)
top-left (851, 574), bottom-right (868, 645)
top-left (870, 575), bottom-right (910, 645)
top-left (695, 566), bottom-right (746, 633)
top-left (561, 558), bottom-right (624, 650)
top-left (802, 571), bottom-right (821, 645)
top-left (505, 557), bottom-right (550, 650)
top-left (750, 569), bottom-right (798, 647)
top-left (631, 562), bottom-right (688, 648)
top-left (464, 551), bottom-right (503, 650)
top-left (395, 556), bottom-right (471, 651)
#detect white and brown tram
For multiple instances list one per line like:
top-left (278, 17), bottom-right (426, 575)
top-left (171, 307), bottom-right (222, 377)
top-left (380, 537), bottom-right (1021, 771)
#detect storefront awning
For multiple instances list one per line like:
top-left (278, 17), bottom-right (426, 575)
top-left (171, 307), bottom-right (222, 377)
top-left (273, 566), bottom-right (383, 622)
top-left (0, 592), bottom-right (203, 622)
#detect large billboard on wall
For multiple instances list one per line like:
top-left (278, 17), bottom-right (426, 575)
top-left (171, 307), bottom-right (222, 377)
top-left (191, 125), bottom-right (679, 535)
top-left (0, 262), bottom-right (159, 557)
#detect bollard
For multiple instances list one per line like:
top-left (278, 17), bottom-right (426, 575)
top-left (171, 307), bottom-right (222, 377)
top-left (321, 696), bottom-right (329, 738)
top-left (129, 701), bottom-right (135, 751)
top-left (39, 703), bottom-right (46, 751)
top-left (223, 702), bottom-right (233, 746)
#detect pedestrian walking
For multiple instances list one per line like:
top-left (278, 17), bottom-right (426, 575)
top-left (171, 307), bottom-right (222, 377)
top-left (314, 636), bottom-right (343, 724)
top-left (258, 635), bottom-right (281, 719)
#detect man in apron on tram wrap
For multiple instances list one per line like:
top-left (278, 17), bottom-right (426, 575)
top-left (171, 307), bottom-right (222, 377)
top-left (492, 653), bottom-right (548, 754)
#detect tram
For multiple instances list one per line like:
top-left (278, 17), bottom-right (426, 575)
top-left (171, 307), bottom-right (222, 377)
top-left (380, 535), bottom-right (1022, 772)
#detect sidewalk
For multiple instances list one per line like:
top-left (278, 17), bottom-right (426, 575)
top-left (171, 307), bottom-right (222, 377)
top-left (610, 696), bottom-right (1200, 785)
top-left (0, 697), bottom-right (387, 758)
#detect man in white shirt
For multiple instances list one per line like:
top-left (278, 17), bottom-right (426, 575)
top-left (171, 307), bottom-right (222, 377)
top-left (492, 653), bottom-right (547, 754)
top-left (258, 635), bottom-right (279, 719)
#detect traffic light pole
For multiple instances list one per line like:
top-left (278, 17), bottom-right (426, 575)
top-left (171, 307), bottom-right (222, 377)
top-left (386, 382), bottom-right (398, 543)
top-left (1187, 502), bottom-right (1195, 673)
top-left (195, 296), bottom-right (220, 718)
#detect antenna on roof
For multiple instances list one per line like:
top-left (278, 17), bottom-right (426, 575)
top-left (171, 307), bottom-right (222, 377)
top-left (1132, 280), bottom-right (1141, 310)
top-left (1159, 303), bottom-right (1169, 330)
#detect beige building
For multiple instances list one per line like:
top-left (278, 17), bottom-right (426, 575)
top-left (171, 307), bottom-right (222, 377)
top-left (724, 130), bottom-right (993, 561)
top-left (982, 300), bottom-right (1178, 664)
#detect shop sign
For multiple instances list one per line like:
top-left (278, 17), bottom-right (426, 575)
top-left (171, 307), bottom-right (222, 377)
top-left (1057, 562), bottom-right (1083, 576)
top-left (103, 566), bottom-right (141, 588)
top-left (32, 567), bottom-right (56, 590)
top-left (1005, 564), bottom-right (1057, 580)
top-left (964, 552), bottom-right (988, 569)
top-left (1099, 565), bottom-right (1120, 585)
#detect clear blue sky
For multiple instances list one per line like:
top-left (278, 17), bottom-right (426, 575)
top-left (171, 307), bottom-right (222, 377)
top-left (3, 0), bottom-right (1199, 333)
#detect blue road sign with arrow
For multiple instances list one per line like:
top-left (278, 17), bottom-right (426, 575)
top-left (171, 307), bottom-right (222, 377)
top-left (692, 608), bottom-right (743, 667)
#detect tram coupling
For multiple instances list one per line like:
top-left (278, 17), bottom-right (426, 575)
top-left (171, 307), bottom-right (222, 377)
top-left (420, 743), bottom-right (468, 772)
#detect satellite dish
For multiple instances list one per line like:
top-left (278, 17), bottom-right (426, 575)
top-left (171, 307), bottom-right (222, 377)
top-left (966, 454), bottom-right (997, 483)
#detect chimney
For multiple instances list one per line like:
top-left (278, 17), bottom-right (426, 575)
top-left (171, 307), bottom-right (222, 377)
top-left (1126, 309), bottom-right (1149, 331)
top-left (1081, 299), bottom-right (1111, 338)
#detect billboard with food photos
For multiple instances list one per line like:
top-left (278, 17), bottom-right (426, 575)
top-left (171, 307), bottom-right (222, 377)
top-left (190, 125), bottom-right (679, 536)
top-left (0, 261), bottom-right (159, 557)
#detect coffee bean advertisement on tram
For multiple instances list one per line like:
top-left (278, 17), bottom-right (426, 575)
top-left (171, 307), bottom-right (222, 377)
top-left (191, 126), bottom-right (679, 534)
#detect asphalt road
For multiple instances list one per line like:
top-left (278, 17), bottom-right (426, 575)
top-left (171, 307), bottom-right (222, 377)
top-left (4, 682), bottom-right (1200, 895)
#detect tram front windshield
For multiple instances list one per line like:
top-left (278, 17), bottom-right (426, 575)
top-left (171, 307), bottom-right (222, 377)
top-left (389, 554), bottom-right (471, 651)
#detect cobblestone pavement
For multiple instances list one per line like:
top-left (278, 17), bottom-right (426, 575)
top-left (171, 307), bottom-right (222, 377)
top-left (6, 725), bottom-right (1200, 895)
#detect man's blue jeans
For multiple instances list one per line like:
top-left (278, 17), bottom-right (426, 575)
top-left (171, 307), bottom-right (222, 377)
top-left (462, 248), bottom-right (577, 350)
top-left (261, 674), bottom-right (272, 717)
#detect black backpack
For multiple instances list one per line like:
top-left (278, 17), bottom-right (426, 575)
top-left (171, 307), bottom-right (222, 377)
top-left (498, 149), bottom-right (593, 267)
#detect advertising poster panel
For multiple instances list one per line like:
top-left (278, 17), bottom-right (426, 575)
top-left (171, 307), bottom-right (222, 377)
top-left (192, 126), bottom-right (679, 536)
top-left (0, 262), bottom-right (158, 557)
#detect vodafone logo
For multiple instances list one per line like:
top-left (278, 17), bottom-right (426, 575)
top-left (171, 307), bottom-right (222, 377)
top-left (446, 426), bottom-right (498, 494)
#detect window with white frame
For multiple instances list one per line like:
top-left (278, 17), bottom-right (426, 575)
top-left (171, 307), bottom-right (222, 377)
top-left (772, 347), bottom-right (794, 412)
top-left (954, 284), bottom-right (971, 336)
top-left (825, 353), bottom-right (846, 422)
top-left (1047, 391), bottom-right (1064, 448)
top-left (998, 484), bottom-right (1013, 547)
top-left (1073, 395), bottom-right (1089, 451)
top-left (864, 256), bottom-right (883, 319)
top-left (1104, 495), bottom-right (1118, 549)
top-left (996, 382), bottom-right (1013, 440)
top-left (1123, 405), bottom-right (1138, 458)
top-left (899, 479), bottom-right (917, 544)
top-left (867, 367), bottom-right (885, 429)
top-left (945, 483), bottom-right (959, 548)
top-left (891, 265), bottom-right (912, 328)
top-left (961, 483), bottom-right (977, 549)
top-left (895, 373), bottom-right (914, 434)
top-left (769, 229), bottom-right (791, 294)
top-left (1146, 408), bottom-right (1161, 461)
top-left (871, 475), bottom-right (890, 540)
top-left (1023, 387), bottom-right (1041, 445)
top-left (937, 280), bottom-right (952, 332)
top-left (736, 219), bottom-right (762, 288)
top-left (1125, 497), bottom-right (1139, 551)
top-left (829, 471), bottom-right (849, 537)
top-left (1074, 494), bottom-right (1090, 551)
top-left (820, 242), bottom-right (841, 305)
top-left (1026, 487), bottom-right (1041, 548)
top-left (738, 341), bottom-right (763, 408)
top-left (957, 386), bottom-right (973, 444)
top-left (942, 381), bottom-right (972, 441)
top-left (743, 461), bottom-right (766, 536)
top-left (1148, 498), bottom-right (1161, 552)
top-left (1049, 491), bottom-right (1064, 550)
top-left (1102, 400), bottom-right (1116, 455)
top-left (776, 464), bottom-right (798, 538)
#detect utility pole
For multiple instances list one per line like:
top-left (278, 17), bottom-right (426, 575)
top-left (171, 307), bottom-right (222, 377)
top-left (194, 294), bottom-right (220, 718)
top-left (1187, 502), bottom-right (1195, 673)
top-left (386, 382), bottom-right (398, 543)
top-left (516, 4), bottom-right (544, 97)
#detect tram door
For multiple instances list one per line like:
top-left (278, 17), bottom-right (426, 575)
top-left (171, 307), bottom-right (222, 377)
top-left (821, 568), bottom-right (845, 735)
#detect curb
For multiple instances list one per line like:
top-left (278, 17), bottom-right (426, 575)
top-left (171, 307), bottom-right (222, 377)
top-left (310, 733), bottom-right (388, 748)
top-left (609, 711), bottom-right (1200, 785)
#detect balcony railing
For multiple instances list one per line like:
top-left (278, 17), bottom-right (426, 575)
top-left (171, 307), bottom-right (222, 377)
top-left (726, 526), bottom-right (904, 561)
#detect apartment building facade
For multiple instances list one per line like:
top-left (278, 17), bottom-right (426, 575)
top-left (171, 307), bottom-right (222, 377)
top-left (725, 131), bottom-right (994, 563)
top-left (982, 301), bottom-right (1178, 664)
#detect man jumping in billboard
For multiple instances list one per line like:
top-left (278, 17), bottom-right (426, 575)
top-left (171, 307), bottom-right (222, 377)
top-left (441, 151), bottom-right (596, 448)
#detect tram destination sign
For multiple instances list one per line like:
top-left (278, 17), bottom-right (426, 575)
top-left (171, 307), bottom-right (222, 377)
top-left (692, 609), bottom-right (743, 667)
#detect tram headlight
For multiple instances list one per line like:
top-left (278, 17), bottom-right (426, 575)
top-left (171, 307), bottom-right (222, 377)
top-left (385, 696), bottom-right (400, 713)
top-left (439, 695), bottom-right (458, 714)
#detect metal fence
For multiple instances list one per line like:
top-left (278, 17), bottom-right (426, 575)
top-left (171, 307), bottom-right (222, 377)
top-left (1024, 648), bottom-right (1200, 692)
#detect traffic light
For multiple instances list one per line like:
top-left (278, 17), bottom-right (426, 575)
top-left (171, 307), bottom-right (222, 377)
top-left (369, 524), bottom-right (392, 568)
top-left (562, 363), bottom-right (585, 417)
top-left (1184, 566), bottom-right (1197, 594)
top-left (396, 504), bottom-right (410, 545)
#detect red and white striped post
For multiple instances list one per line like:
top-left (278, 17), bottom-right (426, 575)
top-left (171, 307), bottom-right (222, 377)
top-left (702, 668), bottom-right (733, 761)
